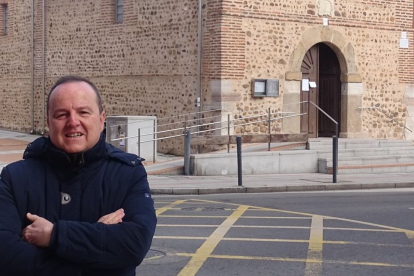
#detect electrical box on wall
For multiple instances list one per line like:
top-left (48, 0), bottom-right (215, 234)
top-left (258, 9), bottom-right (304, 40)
top-left (252, 79), bottom-right (279, 97)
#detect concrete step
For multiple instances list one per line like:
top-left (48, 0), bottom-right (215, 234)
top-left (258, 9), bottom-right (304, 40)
top-left (308, 139), bottom-right (412, 150)
top-left (319, 155), bottom-right (414, 174)
top-left (317, 147), bottom-right (414, 159)
top-left (324, 163), bottom-right (414, 175)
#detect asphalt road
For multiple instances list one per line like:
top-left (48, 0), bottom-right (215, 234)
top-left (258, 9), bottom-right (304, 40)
top-left (137, 188), bottom-right (414, 276)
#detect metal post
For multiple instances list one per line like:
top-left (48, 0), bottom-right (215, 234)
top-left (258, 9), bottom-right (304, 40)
top-left (227, 114), bottom-right (231, 153)
top-left (268, 107), bottom-right (271, 151)
top-left (153, 124), bottom-right (156, 163)
top-left (237, 136), bottom-right (242, 186)
top-left (138, 128), bottom-right (141, 157)
top-left (333, 135), bottom-right (338, 183)
top-left (184, 130), bottom-right (191, 176)
top-left (184, 115), bottom-right (187, 133)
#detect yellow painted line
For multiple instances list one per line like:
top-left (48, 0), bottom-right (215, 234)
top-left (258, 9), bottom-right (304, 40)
top-left (154, 236), bottom-right (413, 248)
top-left (175, 253), bottom-right (414, 268)
top-left (156, 200), bottom-right (187, 216)
top-left (155, 236), bottom-right (208, 240)
top-left (324, 240), bottom-right (413, 247)
top-left (242, 216), bottom-right (311, 219)
top-left (157, 224), bottom-right (310, 229)
top-left (157, 224), bottom-right (218, 227)
top-left (176, 252), bottom-right (309, 263)
top-left (305, 215), bottom-right (323, 276)
top-left (157, 223), bottom-right (403, 232)
top-left (190, 199), bottom-right (413, 233)
top-left (177, 205), bottom-right (249, 276)
top-left (324, 227), bottom-right (403, 232)
top-left (158, 215), bottom-right (228, 218)
top-left (161, 207), bottom-right (236, 211)
top-left (404, 231), bottom-right (414, 247)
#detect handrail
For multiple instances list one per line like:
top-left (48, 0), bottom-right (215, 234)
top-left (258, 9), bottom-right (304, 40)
top-left (308, 101), bottom-right (338, 183)
top-left (309, 101), bottom-right (338, 137)
top-left (110, 111), bottom-right (302, 142)
top-left (358, 106), bottom-right (412, 133)
top-left (110, 111), bottom-right (296, 141)
top-left (106, 109), bottom-right (222, 129)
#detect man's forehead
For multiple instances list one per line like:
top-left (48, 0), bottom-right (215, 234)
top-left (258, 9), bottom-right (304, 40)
top-left (51, 81), bottom-right (95, 96)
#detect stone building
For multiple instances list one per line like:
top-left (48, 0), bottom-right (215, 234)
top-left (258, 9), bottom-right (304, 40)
top-left (0, 0), bottom-right (413, 154)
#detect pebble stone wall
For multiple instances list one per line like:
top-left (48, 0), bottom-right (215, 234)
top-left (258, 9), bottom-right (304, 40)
top-left (0, 0), bottom-right (413, 156)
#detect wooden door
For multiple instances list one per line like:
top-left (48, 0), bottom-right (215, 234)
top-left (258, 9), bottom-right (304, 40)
top-left (301, 45), bottom-right (319, 137)
top-left (318, 43), bottom-right (341, 137)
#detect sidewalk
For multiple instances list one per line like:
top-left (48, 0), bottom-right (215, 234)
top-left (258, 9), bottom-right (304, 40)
top-left (0, 129), bottom-right (413, 195)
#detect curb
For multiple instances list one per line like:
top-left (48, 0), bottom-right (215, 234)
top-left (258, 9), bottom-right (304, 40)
top-left (150, 182), bottom-right (414, 195)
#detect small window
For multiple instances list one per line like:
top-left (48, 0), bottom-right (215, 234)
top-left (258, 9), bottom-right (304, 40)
top-left (115, 0), bottom-right (123, 23)
top-left (2, 4), bottom-right (7, 35)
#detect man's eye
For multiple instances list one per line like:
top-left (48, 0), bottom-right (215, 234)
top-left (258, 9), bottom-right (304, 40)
top-left (56, 114), bottom-right (66, 118)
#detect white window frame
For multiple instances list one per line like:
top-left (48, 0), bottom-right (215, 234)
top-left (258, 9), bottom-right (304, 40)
top-left (115, 0), bottom-right (123, 23)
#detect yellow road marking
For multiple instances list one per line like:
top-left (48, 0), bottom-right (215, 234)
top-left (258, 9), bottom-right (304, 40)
top-left (155, 236), bottom-right (208, 240)
top-left (157, 224), bottom-right (310, 229)
top-left (404, 231), bottom-right (414, 247)
top-left (156, 200), bottom-right (187, 216)
top-left (158, 214), bottom-right (311, 219)
top-left (177, 205), bottom-right (249, 276)
top-left (155, 235), bottom-right (413, 248)
top-left (191, 199), bottom-right (412, 233)
top-left (324, 227), bottom-right (402, 232)
top-left (305, 215), bottom-right (324, 276)
top-left (175, 253), bottom-right (414, 268)
top-left (158, 215), bottom-right (227, 218)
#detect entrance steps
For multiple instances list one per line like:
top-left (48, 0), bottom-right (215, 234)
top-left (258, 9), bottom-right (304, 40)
top-left (312, 138), bottom-right (414, 174)
top-left (145, 138), bottom-right (414, 176)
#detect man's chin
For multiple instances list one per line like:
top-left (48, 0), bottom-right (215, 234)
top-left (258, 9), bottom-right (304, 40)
top-left (61, 144), bottom-right (87, 154)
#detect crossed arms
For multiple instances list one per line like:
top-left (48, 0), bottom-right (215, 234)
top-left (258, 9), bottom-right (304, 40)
top-left (0, 165), bottom-right (157, 276)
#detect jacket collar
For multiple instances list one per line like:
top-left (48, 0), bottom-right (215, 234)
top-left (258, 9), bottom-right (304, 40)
top-left (24, 133), bottom-right (107, 179)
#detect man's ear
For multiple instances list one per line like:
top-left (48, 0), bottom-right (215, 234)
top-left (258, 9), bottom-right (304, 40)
top-left (100, 111), bottom-right (106, 131)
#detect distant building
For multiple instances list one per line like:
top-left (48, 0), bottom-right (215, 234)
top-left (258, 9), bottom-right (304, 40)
top-left (0, 0), bottom-right (413, 153)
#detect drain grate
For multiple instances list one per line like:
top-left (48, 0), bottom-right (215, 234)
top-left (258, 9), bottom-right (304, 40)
top-left (145, 249), bottom-right (166, 260)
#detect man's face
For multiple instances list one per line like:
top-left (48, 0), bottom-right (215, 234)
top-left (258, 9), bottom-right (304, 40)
top-left (47, 81), bottom-right (105, 153)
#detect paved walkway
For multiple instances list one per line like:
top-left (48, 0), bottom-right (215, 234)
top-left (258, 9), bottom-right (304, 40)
top-left (0, 129), bottom-right (413, 195)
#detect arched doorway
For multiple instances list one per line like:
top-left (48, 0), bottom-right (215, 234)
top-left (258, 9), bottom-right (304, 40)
top-left (300, 43), bottom-right (341, 137)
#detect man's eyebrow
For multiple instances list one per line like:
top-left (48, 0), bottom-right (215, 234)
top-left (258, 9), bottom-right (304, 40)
top-left (51, 106), bottom-right (94, 114)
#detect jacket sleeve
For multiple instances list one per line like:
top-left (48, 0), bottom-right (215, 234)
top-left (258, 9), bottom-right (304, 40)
top-left (51, 164), bottom-right (157, 268)
top-left (0, 167), bottom-right (82, 276)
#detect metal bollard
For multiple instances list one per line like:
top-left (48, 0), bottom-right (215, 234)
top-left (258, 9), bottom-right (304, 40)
top-left (333, 135), bottom-right (338, 183)
top-left (184, 130), bottom-right (191, 176)
top-left (237, 136), bottom-right (242, 186)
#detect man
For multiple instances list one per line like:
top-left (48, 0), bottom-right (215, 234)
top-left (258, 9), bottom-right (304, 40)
top-left (0, 75), bottom-right (157, 276)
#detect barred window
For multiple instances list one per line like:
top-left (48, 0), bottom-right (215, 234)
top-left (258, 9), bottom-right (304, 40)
top-left (115, 0), bottom-right (123, 23)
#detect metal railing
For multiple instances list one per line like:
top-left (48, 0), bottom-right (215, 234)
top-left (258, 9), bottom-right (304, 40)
top-left (109, 101), bottom-right (340, 181)
top-left (308, 101), bottom-right (338, 183)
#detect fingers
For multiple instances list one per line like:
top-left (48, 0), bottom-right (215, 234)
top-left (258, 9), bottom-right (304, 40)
top-left (22, 214), bottom-right (54, 247)
top-left (98, 208), bottom-right (125, 225)
top-left (26, 213), bottom-right (39, 222)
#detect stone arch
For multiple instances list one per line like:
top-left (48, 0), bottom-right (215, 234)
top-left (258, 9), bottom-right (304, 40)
top-left (286, 26), bottom-right (361, 82)
top-left (283, 26), bottom-right (363, 138)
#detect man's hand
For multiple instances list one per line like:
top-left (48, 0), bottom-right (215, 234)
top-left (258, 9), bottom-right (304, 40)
top-left (22, 213), bottom-right (54, 247)
top-left (98, 208), bottom-right (125, 225)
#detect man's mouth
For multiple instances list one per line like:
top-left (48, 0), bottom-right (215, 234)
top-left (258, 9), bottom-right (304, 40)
top-left (66, 133), bottom-right (83, 137)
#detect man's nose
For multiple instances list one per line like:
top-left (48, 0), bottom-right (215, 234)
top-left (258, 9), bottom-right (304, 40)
top-left (67, 113), bottom-right (80, 126)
